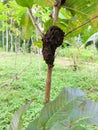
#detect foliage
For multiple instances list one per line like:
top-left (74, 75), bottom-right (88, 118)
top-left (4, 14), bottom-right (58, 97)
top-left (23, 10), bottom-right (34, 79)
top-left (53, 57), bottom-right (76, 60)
top-left (27, 88), bottom-right (98, 130)
top-left (14, 0), bottom-right (98, 40)
top-left (65, 0), bottom-right (98, 18)
top-left (0, 51), bottom-right (98, 129)
top-left (0, 0), bottom-right (98, 129)
top-left (58, 47), bottom-right (98, 62)
top-left (15, 0), bottom-right (55, 8)
top-left (20, 13), bottom-right (34, 40)
top-left (15, 0), bottom-right (34, 8)
top-left (8, 101), bottom-right (32, 130)
top-left (0, 0), bottom-right (97, 50)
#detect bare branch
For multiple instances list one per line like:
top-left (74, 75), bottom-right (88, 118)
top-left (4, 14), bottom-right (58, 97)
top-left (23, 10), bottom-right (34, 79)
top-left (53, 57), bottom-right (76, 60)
top-left (27, 8), bottom-right (44, 38)
top-left (65, 15), bottom-right (98, 37)
top-left (53, 7), bottom-right (60, 24)
top-left (53, 0), bottom-right (66, 24)
top-left (53, 0), bottom-right (61, 24)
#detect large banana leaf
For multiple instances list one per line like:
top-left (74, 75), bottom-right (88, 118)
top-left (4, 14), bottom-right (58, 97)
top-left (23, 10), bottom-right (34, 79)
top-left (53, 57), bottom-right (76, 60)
top-left (65, 0), bottom-right (98, 18)
top-left (63, 0), bottom-right (98, 37)
top-left (27, 88), bottom-right (98, 130)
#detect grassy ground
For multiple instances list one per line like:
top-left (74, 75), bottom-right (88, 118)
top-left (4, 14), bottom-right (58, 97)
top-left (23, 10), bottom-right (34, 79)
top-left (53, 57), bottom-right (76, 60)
top-left (0, 48), bottom-right (98, 130)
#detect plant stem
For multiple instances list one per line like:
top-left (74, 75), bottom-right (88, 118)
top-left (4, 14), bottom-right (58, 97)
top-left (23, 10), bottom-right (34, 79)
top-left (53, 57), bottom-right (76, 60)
top-left (27, 8), bottom-right (44, 38)
top-left (45, 65), bottom-right (54, 104)
top-left (53, 6), bottom-right (60, 24)
top-left (53, 0), bottom-right (61, 24)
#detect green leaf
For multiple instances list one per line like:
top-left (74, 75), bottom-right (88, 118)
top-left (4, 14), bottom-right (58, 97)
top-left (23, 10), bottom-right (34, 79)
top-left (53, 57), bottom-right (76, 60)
top-left (8, 101), bottom-right (32, 130)
top-left (27, 119), bottom-right (38, 130)
top-left (15, 0), bottom-right (34, 8)
top-left (29, 87), bottom-right (98, 130)
top-left (44, 19), bottom-right (53, 32)
top-left (34, 40), bottom-right (43, 48)
top-left (34, 0), bottom-right (55, 7)
top-left (15, 0), bottom-right (55, 7)
top-left (20, 12), bottom-right (34, 40)
top-left (38, 88), bottom-right (85, 129)
top-left (60, 0), bottom-right (98, 38)
top-left (65, 0), bottom-right (98, 18)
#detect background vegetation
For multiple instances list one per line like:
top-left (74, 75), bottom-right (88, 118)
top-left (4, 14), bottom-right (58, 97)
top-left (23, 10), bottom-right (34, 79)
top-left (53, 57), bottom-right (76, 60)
top-left (0, 48), bottom-right (98, 129)
top-left (0, 0), bottom-right (98, 129)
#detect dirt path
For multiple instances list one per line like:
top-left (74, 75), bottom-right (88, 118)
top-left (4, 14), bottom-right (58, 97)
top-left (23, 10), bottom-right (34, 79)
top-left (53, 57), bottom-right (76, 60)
top-left (55, 57), bottom-right (74, 68)
top-left (55, 57), bottom-right (98, 70)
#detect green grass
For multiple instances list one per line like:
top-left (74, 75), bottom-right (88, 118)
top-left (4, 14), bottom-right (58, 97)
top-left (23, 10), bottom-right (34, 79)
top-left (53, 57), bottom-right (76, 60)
top-left (0, 49), bottom-right (98, 130)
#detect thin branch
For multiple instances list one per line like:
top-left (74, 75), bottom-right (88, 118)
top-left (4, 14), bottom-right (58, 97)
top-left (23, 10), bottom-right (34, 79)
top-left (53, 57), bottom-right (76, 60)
top-left (27, 8), bottom-right (44, 38)
top-left (53, 7), bottom-right (61, 24)
top-left (65, 15), bottom-right (98, 37)
top-left (53, 0), bottom-right (61, 24)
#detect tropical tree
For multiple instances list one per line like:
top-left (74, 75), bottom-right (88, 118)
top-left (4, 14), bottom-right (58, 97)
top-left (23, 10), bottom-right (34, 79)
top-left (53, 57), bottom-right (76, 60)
top-left (8, 0), bottom-right (98, 129)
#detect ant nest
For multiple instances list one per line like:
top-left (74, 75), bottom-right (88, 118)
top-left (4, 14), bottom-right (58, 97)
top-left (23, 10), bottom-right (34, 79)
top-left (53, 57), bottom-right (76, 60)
top-left (42, 26), bottom-right (64, 65)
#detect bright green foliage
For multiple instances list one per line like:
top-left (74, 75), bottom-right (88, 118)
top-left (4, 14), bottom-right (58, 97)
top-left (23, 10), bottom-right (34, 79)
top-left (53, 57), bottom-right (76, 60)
top-left (33, 0), bottom-right (55, 7)
top-left (43, 0), bottom-right (98, 39)
top-left (0, 51), bottom-right (98, 129)
top-left (14, 0), bottom-right (98, 42)
top-left (15, 0), bottom-right (34, 8)
top-left (27, 88), bottom-right (98, 129)
top-left (64, 0), bottom-right (98, 34)
top-left (7, 1), bottom-right (27, 36)
top-left (0, 2), bottom-right (7, 21)
top-left (34, 40), bottom-right (43, 48)
top-left (0, 2), bottom-right (8, 31)
top-left (20, 13), bottom-right (34, 40)
top-left (15, 0), bottom-right (55, 8)
top-left (65, 0), bottom-right (98, 18)
top-left (44, 19), bottom-right (53, 32)
top-left (0, 1), bottom-right (27, 34)
top-left (8, 1), bottom-right (27, 26)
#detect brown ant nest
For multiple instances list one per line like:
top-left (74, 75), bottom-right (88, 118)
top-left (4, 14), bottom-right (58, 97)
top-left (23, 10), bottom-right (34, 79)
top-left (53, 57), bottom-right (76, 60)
top-left (42, 26), bottom-right (64, 65)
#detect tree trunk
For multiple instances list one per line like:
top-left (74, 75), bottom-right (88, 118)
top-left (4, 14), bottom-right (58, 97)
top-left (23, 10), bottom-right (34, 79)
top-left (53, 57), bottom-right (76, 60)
top-left (2, 12), bottom-right (5, 50)
top-left (6, 26), bottom-right (8, 52)
top-left (6, 13), bottom-right (8, 52)
top-left (2, 30), bottom-right (5, 51)
top-left (10, 18), bottom-right (13, 52)
top-left (45, 65), bottom-right (53, 104)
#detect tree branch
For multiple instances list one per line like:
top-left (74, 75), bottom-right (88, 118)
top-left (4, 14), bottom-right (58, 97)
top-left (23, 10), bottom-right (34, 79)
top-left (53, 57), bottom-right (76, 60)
top-left (65, 15), bottom-right (98, 37)
top-left (27, 8), bottom-right (44, 38)
top-left (53, 0), bottom-right (61, 24)
top-left (53, 0), bottom-right (66, 24)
